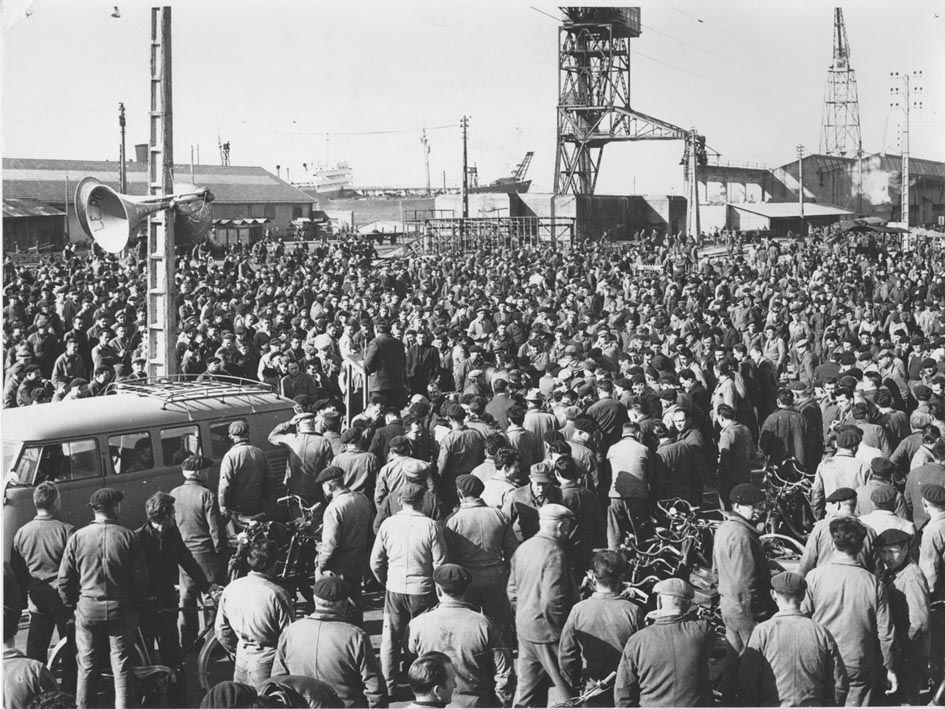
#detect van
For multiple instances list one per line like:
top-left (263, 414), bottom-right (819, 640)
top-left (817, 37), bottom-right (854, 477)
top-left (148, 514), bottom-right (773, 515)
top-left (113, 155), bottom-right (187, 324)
top-left (2, 379), bottom-right (296, 560)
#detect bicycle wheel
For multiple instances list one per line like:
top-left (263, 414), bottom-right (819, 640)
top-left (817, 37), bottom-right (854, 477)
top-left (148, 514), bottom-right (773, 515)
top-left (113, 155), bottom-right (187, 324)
top-left (783, 495), bottom-right (815, 542)
top-left (197, 634), bottom-right (235, 693)
top-left (49, 631), bottom-right (151, 705)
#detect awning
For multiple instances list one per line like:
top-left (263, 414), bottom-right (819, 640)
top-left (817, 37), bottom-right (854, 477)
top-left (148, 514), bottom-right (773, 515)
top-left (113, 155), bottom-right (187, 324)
top-left (837, 218), bottom-right (907, 234)
top-left (3, 198), bottom-right (66, 218)
top-left (213, 218), bottom-right (270, 227)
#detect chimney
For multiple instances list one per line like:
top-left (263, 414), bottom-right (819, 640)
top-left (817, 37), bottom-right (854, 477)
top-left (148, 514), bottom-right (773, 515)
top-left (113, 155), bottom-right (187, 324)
top-left (134, 143), bottom-right (148, 163)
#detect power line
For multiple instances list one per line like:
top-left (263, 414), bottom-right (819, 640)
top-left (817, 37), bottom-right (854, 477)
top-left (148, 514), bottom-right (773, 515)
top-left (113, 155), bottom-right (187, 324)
top-left (630, 50), bottom-right (761, 94)
top-left (229, 123), bottom-right (457, 137)
top-left (640, 22), bottom-right (764, 73)
top-left (671, 6), bottom-right (769, 48)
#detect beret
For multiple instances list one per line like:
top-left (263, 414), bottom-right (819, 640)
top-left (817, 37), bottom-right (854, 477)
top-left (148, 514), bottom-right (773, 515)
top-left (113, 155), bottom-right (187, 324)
top-left (572, 418), bottom-right (596, 434)
top-left (455, 474), bottom-right (485, 498)
top-left (922, 483), bottom-right (945, 506)
top-left (313, 576), bottom-right (352, 602)
top-left (826, 487), bottom-right (857, 503)
top-left (432, 563), bottom-right (472, 594)
top-left (874, 528), bottom-right (912, 547)
top-left (314, 466), bottom-right (345, 484)
top-left (89, 487), bottom-right (124, 509)
top-left (730, 483), bottom-right (765, 506)
top-left (653, 577), bottom-right (694, 599)
top-left (838, 352), bottom-right (857, 365)
top-left (835, 430), bottom-right (861, 449)
top-left (870, 486), bottom-right (897, 508)
top-left (181, 454), bottom-right (213, 471)
top-left (538, 503), bottom-right (574, 521)
top-left (771, 571), bottom-right (806, 595)
top-left (340, 428), bottom-right (362, 444)
top-left (914, 384), bottom-right (932, 399)
top-left (870, 457), bottom-right (894, 477)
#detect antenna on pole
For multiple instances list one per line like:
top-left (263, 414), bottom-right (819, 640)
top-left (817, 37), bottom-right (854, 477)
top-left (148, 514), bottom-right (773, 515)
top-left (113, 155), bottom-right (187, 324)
top-left (421, 126), bottom-right (432, 196)
top-left (118, 102), bottom-right (127, 192)
top-left (461, 116), bottom-right (469, 218)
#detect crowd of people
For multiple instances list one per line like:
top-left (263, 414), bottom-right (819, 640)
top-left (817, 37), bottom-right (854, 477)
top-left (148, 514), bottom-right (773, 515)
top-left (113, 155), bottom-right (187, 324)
top-left (3, 225), bottom-right (945, 708)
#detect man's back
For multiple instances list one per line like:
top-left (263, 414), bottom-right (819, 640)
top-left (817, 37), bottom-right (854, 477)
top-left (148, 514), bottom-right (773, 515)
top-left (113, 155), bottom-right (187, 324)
top-left (906, 461), bottom-right (945, 528)
top-left (370, 510), bottom-right (447, 596)
top-left (320, 491), bottom-right (373, 574)
top-left (507, 532), bottom-right (577, 643)
top-left (219, 441), bottom-right (270, 515)
top-left (13, 516), bottom-right (75, 595)
top-left (170, 479), bottom-right (223, 555)
top-left (713, 513), bottom-right (771, 619)
top-left (802, 559), bottom-right (895, 672)
top-left (738, 610), bottom-right (848, 707)
top-left (559, 593), bottom-right (641, 688)
top-left (408, 600), bottom-right (513, 705)
top-left (272, 613), bottom-right (385, 708)
top-left (445, 501), bottom-right (518, 569)
top-left (614, 615), bottom-right (712, 707)
top-left (607, 437), bottom-right (652, 499)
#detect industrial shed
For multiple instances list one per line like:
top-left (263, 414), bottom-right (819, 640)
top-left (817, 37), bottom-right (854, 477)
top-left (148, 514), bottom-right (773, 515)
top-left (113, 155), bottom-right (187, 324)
top-left (2, 157), bottom-right (315, 246)
top-left (2, 199), bottom-right (67, 253)
top-left (727, 202), bottom-right (852, 237)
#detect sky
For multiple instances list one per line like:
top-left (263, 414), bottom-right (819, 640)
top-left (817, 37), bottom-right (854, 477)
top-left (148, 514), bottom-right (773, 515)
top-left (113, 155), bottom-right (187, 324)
top-left (2, 0), bottom-right (943, 196)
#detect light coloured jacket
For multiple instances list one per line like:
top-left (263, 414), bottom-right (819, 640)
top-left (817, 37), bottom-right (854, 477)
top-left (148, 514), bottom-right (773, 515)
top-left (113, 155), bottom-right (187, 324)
top-left (370, 508), bottom-right (447, 595)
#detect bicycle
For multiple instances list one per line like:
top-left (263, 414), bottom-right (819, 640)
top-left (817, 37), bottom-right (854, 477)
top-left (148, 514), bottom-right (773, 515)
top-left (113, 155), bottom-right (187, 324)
top-left (47, 598), bottom-right (220, 707)
top-left (762, 458), bottom-right (815, 543)
top-left (196, 494), bottom-right (322, 692)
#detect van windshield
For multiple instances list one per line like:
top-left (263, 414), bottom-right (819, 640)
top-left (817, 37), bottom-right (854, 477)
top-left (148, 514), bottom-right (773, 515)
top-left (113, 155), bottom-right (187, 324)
top-left (2, 441), bottom-right (20, 476)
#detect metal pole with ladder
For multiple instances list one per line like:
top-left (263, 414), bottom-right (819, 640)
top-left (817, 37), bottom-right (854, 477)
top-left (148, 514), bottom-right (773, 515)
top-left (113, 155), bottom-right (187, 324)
top-left (146, 6), bottom-right (177, 379)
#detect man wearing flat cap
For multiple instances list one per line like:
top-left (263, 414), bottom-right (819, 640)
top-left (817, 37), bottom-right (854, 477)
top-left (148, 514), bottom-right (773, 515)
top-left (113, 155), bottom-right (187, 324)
top-left (802, 516), bottom-right (898, 705)
top-left (918, 483), bottom-right (945, 686)
top-left (799, 487), bottom-right (876, 576)
top-left (315, 465), bottom-right (373, 622)
top-left (810, 427), bottom-right (870, 518)
top-left (445, 474), bottom-right (518, 642)
top-left (272, 577), bottom-right (386, 708)
top-left (268, 411), bottom-right (334, 505)
top-left (875, 528), bottom-right (930, 704)
top-left (502, 467), bottom-right (564, 543)
top-left (507, 503), bottom-right (578, 707)
top-left (407, 564), bottom-right (514, 707)
top-left (171, 454), bottom-right (227, 648)
top-left (57, 488), bottom-right (148, 708)
top-left (738, 571), bottom-right (848, 706)
top-left (855, 457), bottom-right (908, 518)
top-left (713, 483), bottom-right (775, 703)
top-left (437, 404), bottom-right (486, 510)
top-left (860, 485), bottom-right (916, 537)
top-left (329, 427), bottom-right (380, 496)
top-left (219, 420), bottom-right (271, 525)
top-left (905, 438), bottom-right (945, 529)
top-left (615, 578), bottom-right (713, 707)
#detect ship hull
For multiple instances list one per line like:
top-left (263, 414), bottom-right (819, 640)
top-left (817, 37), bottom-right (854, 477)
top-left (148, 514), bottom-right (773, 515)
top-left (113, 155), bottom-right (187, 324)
top-left (469, 180), bottom-right (531, 195)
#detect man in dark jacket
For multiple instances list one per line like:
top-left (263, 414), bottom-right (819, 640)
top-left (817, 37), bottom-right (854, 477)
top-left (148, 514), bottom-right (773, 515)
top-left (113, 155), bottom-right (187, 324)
top-left (759, 389), bottom-right (808, 470)
top-left (713, 483), bottom-right (775, 703)
top-left (507, 503), bottom-right (578, 707)
top-left (614, 578), bottom-right (712, 707)
top-left (364, 319), bottom-right (408, 409)
top-left (272, 577), bottom-right (387, 708)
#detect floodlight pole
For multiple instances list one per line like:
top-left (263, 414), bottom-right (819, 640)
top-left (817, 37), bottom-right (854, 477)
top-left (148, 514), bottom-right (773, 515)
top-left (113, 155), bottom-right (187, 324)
top-left (146, 6), bottom-right (177, 379)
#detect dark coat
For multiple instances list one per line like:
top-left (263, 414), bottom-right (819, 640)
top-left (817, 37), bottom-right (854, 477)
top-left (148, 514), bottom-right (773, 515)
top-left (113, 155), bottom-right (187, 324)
top-left (363, 333), bottom-right (407, 394)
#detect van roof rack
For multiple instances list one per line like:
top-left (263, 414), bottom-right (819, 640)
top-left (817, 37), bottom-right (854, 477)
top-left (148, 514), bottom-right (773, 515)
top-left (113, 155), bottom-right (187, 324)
top-left (108, 375), bottom-right (278, 409)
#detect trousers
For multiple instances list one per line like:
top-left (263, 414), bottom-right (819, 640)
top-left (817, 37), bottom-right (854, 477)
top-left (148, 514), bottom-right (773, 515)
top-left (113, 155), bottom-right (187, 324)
top-left (720, 608), bottom-right (757, 705)
top-left (179, 549), bottom-right (224, 648)
top-left (74, 610), bottom-right (138, 709)
top-left (466, 565), bottom-right (513, 646)
top-left (380, 590), bottom-right (437, 690)
top-left (607, 498), bottom-right (652, 549)
top-left (513, 638), bottom-right (570, 707)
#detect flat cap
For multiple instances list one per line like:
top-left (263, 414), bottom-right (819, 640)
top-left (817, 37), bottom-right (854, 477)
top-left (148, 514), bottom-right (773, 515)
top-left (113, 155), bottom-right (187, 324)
top-left (874, 528), bottom-right (912, 547)
top-left (399, 482), bottom-right (426, 505)
top-left (530, 468), bottom-right (555, 483)
top-left (922, 483), bottom-right (945, 506)
top-left (538, 503), bottom-right (574, 522)
top-left (89, 487), bottom-right (124, 509)
top-left (432, 564), bottom-right (472, 594)
top-left (181, 454), bottom-right (213, 471)
top-left (443, 403), bottom-right (466, 419)
top-left (771, 571), bottom-right (806, 595)
top-left (788, 380), bottom-right (808, 392)
top-left (730, 483), bottom-right (765, 506)
top-left (228, 420), bottom-right (249, 437)
top-left (795, 338), bottom-right (809, 348)
top-left (524, 388), bottom-right (544, 401)
top-left (455, 474), bottom-right (485, 498)
top-left (313, 576), bottom-right (352, 602)
top-left (314, 466), bottom-right (345, 484)
top-left (401, 458), bottom-right (430, 479)
top-left (870, 486), bottom-right (897, 507)
top-left (826, 487), bottom-right (857, 503)
top-left (653, 577), bottom-right (694, 599)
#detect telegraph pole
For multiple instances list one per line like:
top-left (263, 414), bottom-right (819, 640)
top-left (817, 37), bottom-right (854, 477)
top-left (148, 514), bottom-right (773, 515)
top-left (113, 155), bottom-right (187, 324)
top-left (119, 102), bottom-right (127, 192)
top-left (461, 116), bottom-right (469, 218)
top-left (421, 127), bottom-right (431, 196)
top-left (890, 71), bottom-right (923, 226)
top-left (685, 129), bottom-right (700, 239)
top-left (797, 145), bottom-right (805, 228)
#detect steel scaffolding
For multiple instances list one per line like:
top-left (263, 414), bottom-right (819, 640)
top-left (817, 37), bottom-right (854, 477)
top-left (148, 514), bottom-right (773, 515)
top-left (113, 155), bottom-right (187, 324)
top-left (405, 217), bottom-right (575, 255)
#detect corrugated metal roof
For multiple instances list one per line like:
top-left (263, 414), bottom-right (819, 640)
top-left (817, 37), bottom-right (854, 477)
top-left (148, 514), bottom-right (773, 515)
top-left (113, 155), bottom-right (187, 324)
top-left (776, 152), bottom-right (945, 179)
top-left (2, 198), bottom-right (67, 218)
top-left (2, 158), bottom-right (315, 205)
top-left (729, 202), bottom-right (853, 218)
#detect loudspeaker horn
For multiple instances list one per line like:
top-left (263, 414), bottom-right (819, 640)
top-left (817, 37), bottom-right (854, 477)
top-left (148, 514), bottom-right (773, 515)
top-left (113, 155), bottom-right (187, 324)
top-left (74, 177), bottom-right (212, 254)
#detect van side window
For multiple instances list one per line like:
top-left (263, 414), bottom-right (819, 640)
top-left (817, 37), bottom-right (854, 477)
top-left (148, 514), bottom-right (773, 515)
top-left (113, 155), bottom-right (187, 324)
top-left (16, 440), bottom-right (101, 485)
top-left (109, 432), bottom-right (154, 474)
top-left (160, 425), bottom-right (201, 466)
top-left (210, 420), bottom-right (246, 458)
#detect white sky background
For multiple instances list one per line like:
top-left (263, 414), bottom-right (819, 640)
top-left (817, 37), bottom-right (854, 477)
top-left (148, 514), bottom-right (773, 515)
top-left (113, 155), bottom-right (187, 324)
top-left (2, 0), bottom-right (943, 196)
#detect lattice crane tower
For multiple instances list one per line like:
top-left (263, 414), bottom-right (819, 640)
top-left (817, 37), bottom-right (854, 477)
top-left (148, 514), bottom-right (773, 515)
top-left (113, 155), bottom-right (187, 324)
top-left (819, 8), bottom-right (862, 157)
top-left (554, 7), bottom-right (686, 195)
